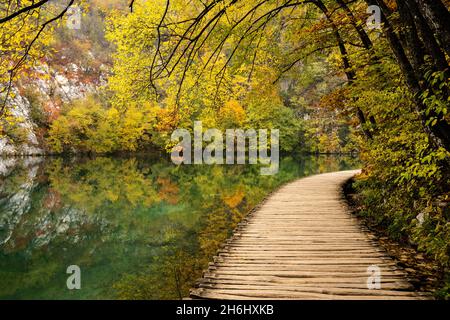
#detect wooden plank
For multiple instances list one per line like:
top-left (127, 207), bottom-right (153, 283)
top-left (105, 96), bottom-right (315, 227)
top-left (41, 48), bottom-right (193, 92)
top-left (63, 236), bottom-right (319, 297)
top-left (203, 274), bottom-right (411, 284)
top-left (200, 279), bottom-right (414, 290)
top-left (195, 284), bottom-right (422, 297)
top-left (191, 289), bottom-right (426, 300)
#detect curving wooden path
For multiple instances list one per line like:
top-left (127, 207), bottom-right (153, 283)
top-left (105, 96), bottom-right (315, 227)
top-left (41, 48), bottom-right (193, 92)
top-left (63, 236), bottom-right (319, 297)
top-left (190, 170), bottom-right (429, 300)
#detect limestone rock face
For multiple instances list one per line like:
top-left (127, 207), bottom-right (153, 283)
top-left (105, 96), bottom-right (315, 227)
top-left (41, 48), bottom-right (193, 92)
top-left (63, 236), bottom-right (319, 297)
top-left (1, 61), bottom-right (103, 155)
top-left (0, 89), bottom-right (44, 155)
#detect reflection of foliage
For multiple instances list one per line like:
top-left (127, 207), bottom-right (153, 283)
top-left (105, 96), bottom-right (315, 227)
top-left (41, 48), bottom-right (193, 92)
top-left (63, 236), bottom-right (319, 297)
top-left (0, 155), bottom-right (359, 299)
top-left (114, 224), bottom-right (204, 300)
top-left (47, 157), bottom-right (160, 213)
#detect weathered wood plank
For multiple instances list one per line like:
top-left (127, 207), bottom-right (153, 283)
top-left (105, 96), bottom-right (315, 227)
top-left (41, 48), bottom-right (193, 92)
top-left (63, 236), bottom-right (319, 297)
top-left (200, 279), bottom-right (414, 290)
top-left (203, 274), bottom-right (411, 284)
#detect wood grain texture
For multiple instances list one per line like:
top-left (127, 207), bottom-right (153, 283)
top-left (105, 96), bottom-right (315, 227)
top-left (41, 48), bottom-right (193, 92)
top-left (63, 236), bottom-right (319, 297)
top-left (190, 170), bottom-right (430, 300)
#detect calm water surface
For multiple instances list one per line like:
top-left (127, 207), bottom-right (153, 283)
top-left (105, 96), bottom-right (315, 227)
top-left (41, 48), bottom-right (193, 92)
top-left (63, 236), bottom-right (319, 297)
top-left (0, 154), bottom-right (359, 299)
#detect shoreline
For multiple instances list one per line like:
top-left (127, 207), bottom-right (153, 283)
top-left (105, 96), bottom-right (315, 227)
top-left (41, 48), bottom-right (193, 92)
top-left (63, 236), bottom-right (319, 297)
top-left (342, 176), bottom-right (446, 298)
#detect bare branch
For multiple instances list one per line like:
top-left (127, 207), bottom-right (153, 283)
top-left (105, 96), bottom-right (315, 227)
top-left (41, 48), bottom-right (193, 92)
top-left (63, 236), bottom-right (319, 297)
top-left (129, 0), bottom-right (136, 12)
top-left (0, 0), bottom-right (50, 24)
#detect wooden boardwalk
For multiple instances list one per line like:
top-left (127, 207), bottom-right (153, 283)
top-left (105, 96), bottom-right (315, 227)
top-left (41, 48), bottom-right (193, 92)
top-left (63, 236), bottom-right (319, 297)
top-left (190, 170), bottom-right (428, 300)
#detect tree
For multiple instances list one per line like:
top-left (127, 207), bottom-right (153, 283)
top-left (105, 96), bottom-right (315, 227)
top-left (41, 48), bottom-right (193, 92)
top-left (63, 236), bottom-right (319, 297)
top-left (140, 0), bottom-right (449, 151)
top-left (364, 0), bottom-right (450, 151)
top-left (0, 0), bottom-right (77, 116)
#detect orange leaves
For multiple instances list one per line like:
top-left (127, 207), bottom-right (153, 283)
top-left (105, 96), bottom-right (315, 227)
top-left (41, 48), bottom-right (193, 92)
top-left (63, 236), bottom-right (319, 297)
top-left (218, 99), bottom-right (246, 128)
top-left (222, 188), bottom-right (245, 209)
top-left (155, 107), bottom-right (178, 133)
top-left (157, 177), bottom-right (179, 205)
top-left (319, 87), bottom-right (351, 114)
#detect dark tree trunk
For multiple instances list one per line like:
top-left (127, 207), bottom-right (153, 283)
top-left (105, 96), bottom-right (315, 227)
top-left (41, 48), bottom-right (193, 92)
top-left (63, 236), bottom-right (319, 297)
top-left (405, 0), bottom-right (448, 72)
top-left (413, 0), bottom-right (450, 57)
top-left (314, 0), bottom-right (373, 140)
top-left (368, 0), bottom-right (450, 151)
top-left (396, 0), bottom-right (426, 74)
top-left (336, 0), bottom-right (373, 50)
top-left (403, 0), bottom-right (450, 103)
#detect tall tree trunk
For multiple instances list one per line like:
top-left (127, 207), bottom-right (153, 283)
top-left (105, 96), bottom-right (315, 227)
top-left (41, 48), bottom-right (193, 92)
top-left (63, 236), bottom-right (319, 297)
top-left (403, 0), bottom-right (450, 108)
top-left (368, 0), bottom-right (450, 151)
top-left (405, 0), bottom-right (448, 72)
top-left (413, 0), bottom-right (450, 57)
top-left (396, 0), bottom-right (425, 74)
top-left (336, 0), bottom-right (373, 50)
top-left (314, 0), bottom-right (373, 140)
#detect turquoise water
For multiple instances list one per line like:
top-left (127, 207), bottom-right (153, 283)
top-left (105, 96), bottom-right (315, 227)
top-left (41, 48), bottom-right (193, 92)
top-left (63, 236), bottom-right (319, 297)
top-left (0, 154), bottom-right (359, 299)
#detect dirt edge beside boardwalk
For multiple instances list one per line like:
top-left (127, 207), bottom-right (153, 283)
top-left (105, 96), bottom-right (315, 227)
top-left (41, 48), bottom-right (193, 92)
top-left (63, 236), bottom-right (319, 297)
top-left (342, 177), bottom-right (446, 299)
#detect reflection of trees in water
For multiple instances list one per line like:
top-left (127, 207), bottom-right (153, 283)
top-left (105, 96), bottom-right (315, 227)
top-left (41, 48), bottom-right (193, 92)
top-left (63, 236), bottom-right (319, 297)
top-left (0, 171), bottom-right (35, 247)
top-left (0, 155), bottom-right (359, 299)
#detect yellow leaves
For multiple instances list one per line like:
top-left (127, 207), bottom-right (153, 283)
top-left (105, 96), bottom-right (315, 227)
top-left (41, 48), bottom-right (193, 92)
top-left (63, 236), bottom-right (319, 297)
top-left (105, 0), bottom-right (169, 102)
top-left (106, 190), bottom-right (119, 202)
top-left (104, 0), bottom-right (252, 135)
top-left (0, 2), bottom-right (56, 90)
top-left (218, 99), bottom-right (246, 128)
top-left (118, 102), bottom-right (159, 151)
top-left (222, 188), bottom-right (245, 209)
top-left (48, 96), bottom-right (104, 152)
top-left (47, 116), bottom-right (72, 153)
top-left (326, 50), bottom-right (344, 70)
top-left (317, 132), bottom-right (341, 154)
top-left (48, 95), bottom-right (171, 153)
top-left (155, 106), bottom-right (178, 132)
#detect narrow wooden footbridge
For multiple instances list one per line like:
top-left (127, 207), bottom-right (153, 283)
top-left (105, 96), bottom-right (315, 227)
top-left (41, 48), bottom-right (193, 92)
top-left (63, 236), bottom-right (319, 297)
top-left (190, 170), bottom-right (429, 300)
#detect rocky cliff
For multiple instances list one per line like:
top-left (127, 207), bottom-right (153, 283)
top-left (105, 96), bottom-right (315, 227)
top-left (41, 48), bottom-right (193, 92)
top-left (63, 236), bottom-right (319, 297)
top-left (0, 61), bottom-right (106, 155)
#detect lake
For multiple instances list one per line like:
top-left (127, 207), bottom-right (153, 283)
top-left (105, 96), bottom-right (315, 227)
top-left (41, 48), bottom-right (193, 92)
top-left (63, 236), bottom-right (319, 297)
top-left (0, 154), bottom-right (359, 299)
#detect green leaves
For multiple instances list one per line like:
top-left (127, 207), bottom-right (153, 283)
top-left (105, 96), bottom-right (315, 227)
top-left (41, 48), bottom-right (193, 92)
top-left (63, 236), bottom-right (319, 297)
top-left (421, 70), bottom-right (450, 128)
